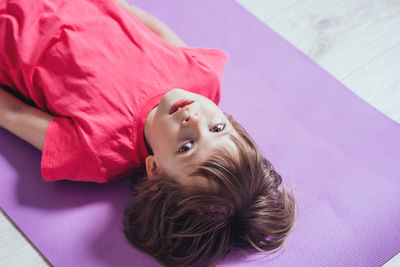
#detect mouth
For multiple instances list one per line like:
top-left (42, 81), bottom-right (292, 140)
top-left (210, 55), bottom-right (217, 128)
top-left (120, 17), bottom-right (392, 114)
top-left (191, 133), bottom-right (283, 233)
top-left (169, 99), bottom-right (194, 115)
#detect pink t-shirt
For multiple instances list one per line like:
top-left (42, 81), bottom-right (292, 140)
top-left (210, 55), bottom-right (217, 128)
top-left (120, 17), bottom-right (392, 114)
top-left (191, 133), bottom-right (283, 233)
top-left (0, 0), bottom-right (228, 183)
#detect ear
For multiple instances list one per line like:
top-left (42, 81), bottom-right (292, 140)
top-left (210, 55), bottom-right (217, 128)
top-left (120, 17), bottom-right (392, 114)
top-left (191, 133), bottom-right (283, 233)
top-left (145, 155), bottom-right (159, 180)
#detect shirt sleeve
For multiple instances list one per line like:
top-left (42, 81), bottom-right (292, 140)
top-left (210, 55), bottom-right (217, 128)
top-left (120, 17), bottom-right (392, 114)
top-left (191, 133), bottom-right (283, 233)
top-left (180, 47), bottom-right (229, 85)
top-left (179, 46), bottom-right (228, 105)
top-left (0, 0), bottom-right (28, 98)
top-left (0, 0), bottom-right (60, 110)
top-left (41, 117), bottom-right (106, 183)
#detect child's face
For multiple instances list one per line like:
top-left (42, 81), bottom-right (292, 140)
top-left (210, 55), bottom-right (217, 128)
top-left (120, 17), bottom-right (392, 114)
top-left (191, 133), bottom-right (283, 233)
top-left (144, 89), bottom-right (238, 188)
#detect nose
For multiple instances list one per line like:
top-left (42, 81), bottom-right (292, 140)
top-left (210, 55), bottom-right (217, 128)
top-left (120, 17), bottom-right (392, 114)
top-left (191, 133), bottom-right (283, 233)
top-left (182, 112), bottom-right (201, 130)
top-left (183, 112), bottom-right (199, 123)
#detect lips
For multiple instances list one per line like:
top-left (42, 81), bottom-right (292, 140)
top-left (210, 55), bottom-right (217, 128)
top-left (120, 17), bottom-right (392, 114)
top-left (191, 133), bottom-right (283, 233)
top-left (169, 99), bottom-right (194, 115)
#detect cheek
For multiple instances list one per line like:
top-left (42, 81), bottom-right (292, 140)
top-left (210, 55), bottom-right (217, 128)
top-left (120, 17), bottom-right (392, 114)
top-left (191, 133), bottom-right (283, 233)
top-left (151, 119), bottom-right (177, 153)
top-left (157, 124), bottom-right (174, 142)
top-left (157, 118), bottom-right (177, 137)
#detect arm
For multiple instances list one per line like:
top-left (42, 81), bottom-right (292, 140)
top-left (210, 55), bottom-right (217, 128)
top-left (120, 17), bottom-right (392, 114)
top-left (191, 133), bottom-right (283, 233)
top-left (0, 89), bottom-right (53, 151)
top-left (114, 0), bottom-right (187, 47)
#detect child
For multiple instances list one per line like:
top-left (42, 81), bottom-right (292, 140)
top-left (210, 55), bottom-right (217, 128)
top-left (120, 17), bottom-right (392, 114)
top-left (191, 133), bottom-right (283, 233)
top-left (0, 0), bottom-right (296, 266)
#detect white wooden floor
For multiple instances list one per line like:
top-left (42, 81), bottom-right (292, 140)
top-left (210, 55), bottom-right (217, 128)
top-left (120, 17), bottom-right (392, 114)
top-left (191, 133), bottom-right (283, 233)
top-left (1, 0), bottom-right (399, 266)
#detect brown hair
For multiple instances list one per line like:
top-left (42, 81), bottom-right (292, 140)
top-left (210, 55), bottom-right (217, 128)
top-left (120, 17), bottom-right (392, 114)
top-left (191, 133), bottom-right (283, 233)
top-left (123, 115), bottom-right (296, 267)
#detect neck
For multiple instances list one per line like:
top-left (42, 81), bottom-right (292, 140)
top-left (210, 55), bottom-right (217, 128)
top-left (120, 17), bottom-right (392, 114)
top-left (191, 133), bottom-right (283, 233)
top-left (143, 106), bottom-right (157, 154)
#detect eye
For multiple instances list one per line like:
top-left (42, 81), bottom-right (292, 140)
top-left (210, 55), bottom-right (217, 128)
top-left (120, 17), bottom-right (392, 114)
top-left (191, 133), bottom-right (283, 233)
top-left (178, 141), bottom-right (194, 153)
top-left (210, 123), bottom-right (225, 133)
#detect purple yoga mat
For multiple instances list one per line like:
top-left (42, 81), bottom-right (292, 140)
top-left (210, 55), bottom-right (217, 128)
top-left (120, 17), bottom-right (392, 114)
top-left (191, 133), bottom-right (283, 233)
top-left (1, 0), bottom-right (400, 266)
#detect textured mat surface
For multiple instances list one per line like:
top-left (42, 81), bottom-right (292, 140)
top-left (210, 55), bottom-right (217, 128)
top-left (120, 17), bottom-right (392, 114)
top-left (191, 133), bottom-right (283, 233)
top-left (1, 0), bottom-right (400, 266)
